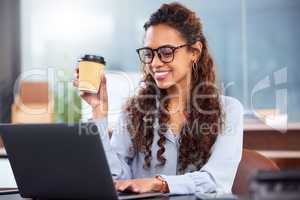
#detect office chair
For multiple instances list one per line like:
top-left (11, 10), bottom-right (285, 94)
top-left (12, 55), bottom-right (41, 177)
top-left (232, 149), bottom-right (280, 195)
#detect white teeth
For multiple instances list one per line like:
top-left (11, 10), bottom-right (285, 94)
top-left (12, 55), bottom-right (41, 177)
top-left (155, 71), bottom-right (169, 76)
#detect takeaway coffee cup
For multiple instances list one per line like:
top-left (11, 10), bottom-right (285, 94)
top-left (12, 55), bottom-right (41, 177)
top-left (78, 54), bottom-right (106, 93)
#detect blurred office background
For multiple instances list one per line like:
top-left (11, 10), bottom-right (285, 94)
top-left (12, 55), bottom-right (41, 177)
top-left (0, 0), bottom-right (299, 125)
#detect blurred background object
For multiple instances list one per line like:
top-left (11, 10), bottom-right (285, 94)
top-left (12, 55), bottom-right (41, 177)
top-left (0, 0), bottom-right (20, 123)
top-left (249, 170), bottom-right (300, 200)
top-left (11, 81), bottom-right (53, 123)
top-left (53, 69), bottom-right (82, 124)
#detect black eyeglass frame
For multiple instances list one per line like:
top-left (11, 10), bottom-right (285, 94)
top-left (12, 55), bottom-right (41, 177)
top-left (136, 44), bottom-right (190, 64)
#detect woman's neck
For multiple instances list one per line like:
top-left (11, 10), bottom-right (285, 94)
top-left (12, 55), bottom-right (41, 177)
top-left (166, 78), bottom-right (191, 113)
top-left (165, 80), bottom-right (191, 135)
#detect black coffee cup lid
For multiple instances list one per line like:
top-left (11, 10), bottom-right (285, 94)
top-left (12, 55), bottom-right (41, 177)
top-left (81, 54), bottom-right (106, 65)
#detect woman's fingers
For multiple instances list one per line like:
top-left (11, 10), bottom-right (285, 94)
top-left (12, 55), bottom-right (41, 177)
top-left (115, 180), bottom-right (140, 193)
top-left (98, 73), bottom-right (108, 101)
top-left (116, 180), bottom-right (132, 192)
top-left (73, 67), bottom-right (79, 79)
top-left (128, 183), bottom-right (140, 193)
top-left (79, 91), bottom-right (85, 97)
top-left (73, 79), bottom-right (79, 87)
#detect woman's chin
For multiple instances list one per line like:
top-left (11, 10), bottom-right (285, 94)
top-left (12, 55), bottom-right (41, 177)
top-left (155, 80), bottom-right (175, 89)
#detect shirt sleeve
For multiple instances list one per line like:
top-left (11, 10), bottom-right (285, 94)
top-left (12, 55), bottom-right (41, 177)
top-left (161, 96), bottom-right (244, 195)
top-left (93, 115), bottom-right (135, 180)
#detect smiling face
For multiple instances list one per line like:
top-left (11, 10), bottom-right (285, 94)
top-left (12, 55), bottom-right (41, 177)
top-left (143, 24), bottom-right (195, 91)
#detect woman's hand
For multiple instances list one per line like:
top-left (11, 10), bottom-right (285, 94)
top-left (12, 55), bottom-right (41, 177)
top-left (73, 67), bottom-right (108, 119)
top-left (114, 178), bottom-right (163, 194)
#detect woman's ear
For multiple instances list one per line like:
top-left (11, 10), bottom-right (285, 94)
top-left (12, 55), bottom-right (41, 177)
top-left (191, 41), bottom-right (202, 62)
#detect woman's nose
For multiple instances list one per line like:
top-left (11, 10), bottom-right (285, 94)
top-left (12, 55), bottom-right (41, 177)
top-left (150, 52), bottom-right (163, 68)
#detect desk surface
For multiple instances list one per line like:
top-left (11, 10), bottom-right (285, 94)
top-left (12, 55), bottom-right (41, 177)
top-left (0, 193), bottom-right (247, 200)
top-left (0, 193), bottom-right (199, 200)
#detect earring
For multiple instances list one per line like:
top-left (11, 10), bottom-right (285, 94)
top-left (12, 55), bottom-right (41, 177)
top-left (192, 61), bottom-right (198, 80)
top-left (192, 61), bottom-right (197, 72)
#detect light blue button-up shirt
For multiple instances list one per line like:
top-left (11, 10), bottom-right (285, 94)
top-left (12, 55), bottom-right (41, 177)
top-left (95, 96), bottom-right (243, 195)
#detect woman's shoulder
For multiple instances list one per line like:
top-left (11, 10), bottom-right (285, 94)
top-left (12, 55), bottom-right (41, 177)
top-left (217, 96), bottom-right (244, 138)
top-left (220, 95), bottom-right (243, 115)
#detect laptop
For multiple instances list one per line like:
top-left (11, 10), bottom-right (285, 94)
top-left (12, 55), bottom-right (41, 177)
top-left (0, 123), bottom-right (163, 199)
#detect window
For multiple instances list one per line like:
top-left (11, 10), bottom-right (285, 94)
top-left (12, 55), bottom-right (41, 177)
top-left (20, 0), bottom-right (300, 125)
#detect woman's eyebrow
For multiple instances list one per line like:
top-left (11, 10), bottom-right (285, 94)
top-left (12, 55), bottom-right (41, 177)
top-left (143, 44), bottom-right (176, 49)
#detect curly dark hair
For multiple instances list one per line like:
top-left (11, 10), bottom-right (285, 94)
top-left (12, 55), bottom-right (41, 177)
top-left (125, 2), bottom-right (223, 173)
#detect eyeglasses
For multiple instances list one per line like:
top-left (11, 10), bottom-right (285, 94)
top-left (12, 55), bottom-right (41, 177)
top-left (136, 44), bottom-right (190, 64)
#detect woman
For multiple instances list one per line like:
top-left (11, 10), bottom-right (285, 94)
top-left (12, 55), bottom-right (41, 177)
top-left (74, 2), bottom-right (243, 195)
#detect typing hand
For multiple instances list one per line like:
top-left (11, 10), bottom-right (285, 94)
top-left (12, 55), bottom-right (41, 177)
top-left (114, 178), bottom-right (162, 194)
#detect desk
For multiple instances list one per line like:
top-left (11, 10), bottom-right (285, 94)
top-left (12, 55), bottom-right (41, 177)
top-left (0, 190), bottom-right (245, 200)
top-left (0, 193), bottom-right (199, 200)
top-left (0, 194), bottom-right (27, 200)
